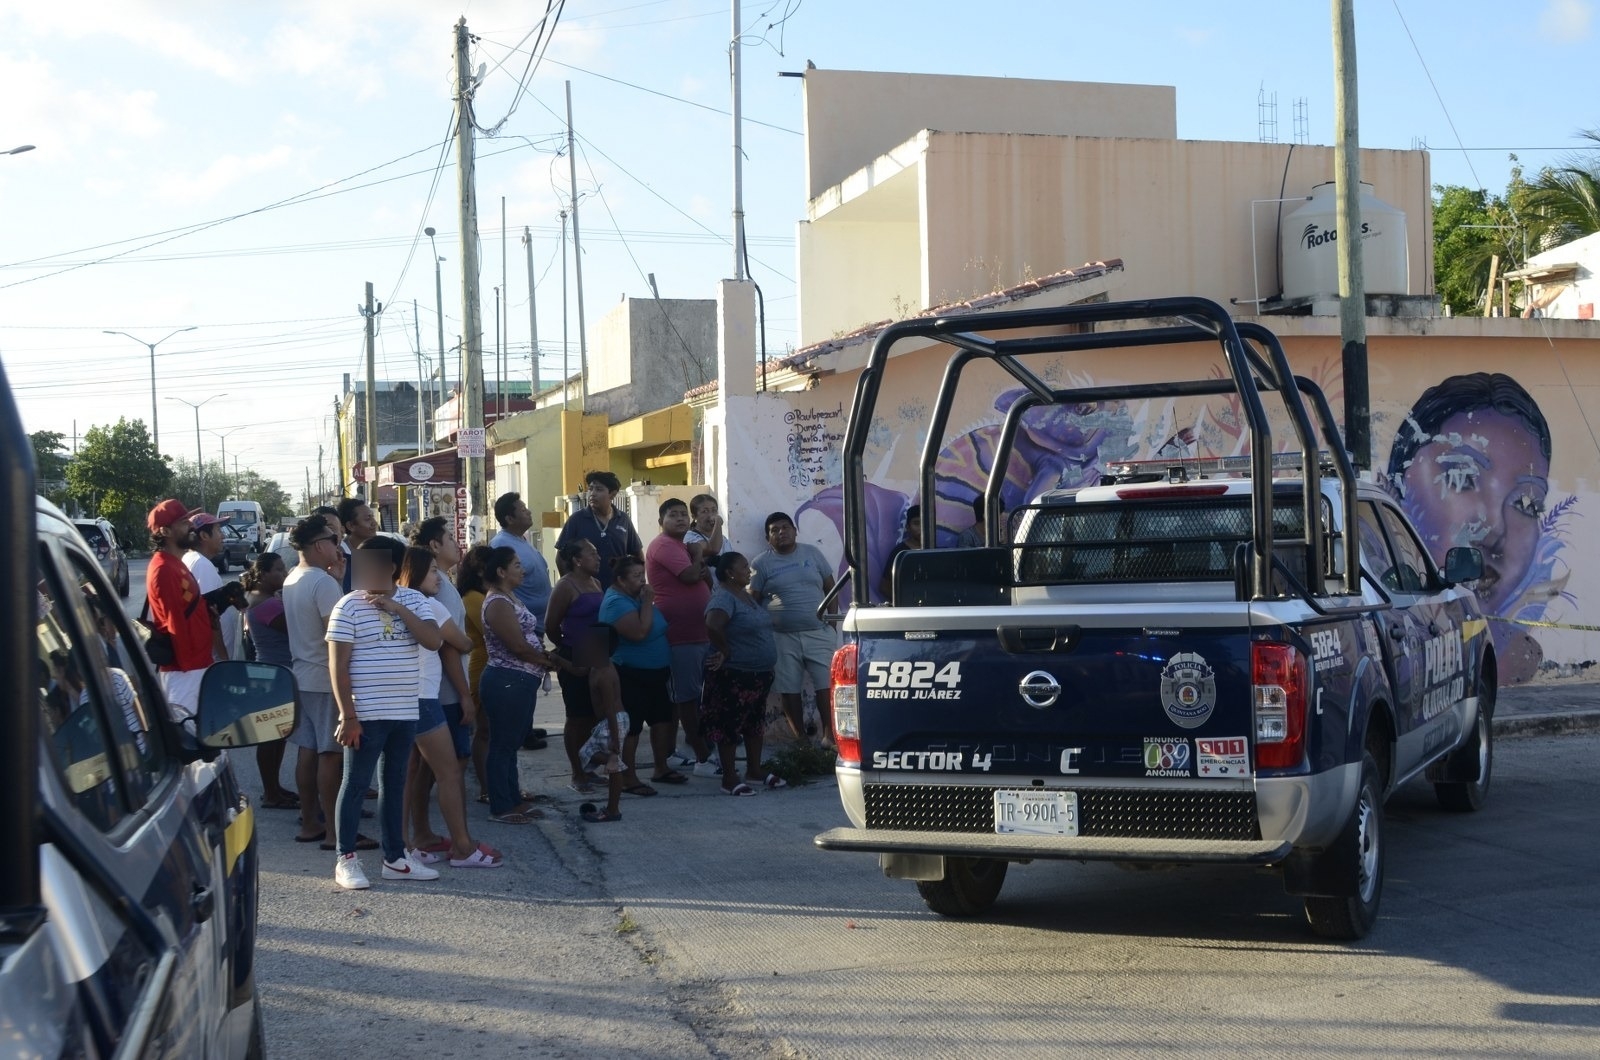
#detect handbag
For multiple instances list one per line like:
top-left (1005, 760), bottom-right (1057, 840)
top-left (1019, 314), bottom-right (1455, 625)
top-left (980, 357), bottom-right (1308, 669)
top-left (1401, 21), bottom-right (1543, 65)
top-left (136, 598), bottom-right (177, 667)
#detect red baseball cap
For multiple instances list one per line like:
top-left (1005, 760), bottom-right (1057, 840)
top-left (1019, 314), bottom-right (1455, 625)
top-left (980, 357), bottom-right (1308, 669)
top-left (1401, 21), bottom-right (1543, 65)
top-left (147, 498), bottom-right (195, 533)
top-left (190, 512), bottom-right (221, 530)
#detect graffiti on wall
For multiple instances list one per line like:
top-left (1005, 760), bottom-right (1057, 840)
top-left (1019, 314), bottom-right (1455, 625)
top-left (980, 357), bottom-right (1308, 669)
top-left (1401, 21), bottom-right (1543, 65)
top-left (1386, 372), bottom-right (1571, 684)
top-left (785, 403), bottom-right (847, 489)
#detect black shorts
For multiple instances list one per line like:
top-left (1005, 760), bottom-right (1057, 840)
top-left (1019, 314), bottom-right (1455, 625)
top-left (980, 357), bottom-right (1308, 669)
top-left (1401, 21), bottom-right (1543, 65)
top-left (555, 666), bottom-right (596, 721)
top-left (616, 664), bottom-right (674, 735)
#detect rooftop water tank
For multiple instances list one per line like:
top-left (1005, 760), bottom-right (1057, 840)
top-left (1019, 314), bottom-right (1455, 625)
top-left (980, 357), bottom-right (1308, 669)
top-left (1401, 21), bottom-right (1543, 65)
top-left (1281, 181), bottom-right (1408, 301)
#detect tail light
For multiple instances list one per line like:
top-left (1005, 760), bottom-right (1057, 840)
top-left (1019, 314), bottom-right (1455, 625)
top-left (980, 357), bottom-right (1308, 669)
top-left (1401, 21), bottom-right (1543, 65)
top-left (830, 644), bottom-right (860, 766)
top-left (1253, 641), bottom-right (1308, 769)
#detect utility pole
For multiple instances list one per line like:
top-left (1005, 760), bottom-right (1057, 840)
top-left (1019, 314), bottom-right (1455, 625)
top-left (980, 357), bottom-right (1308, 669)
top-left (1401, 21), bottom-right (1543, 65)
top-left (523, 226), bottom-right (540, 398)
top-left (426, 226), bottom-right (448, 409)
top-left (360, 281), bottom-right (382, 499)
top-left (494, 286), bottom-right (503, 419)
top-left (560, 209), bottom-right (569, 410)
top-left (454, 18), bottom-right (488, 544)
top-left (730, 0), bottom-right (747, 280)
top-left (501, 195), bottom-right (508, 419)
top-left (1333, 0), bottom-right (1369, 468)
top-left (414, 299), bottom-right (425, 455)
top-left (565, 81), bottom-right (588, 410)
top-left (305, 467), bottom-right (312, 511)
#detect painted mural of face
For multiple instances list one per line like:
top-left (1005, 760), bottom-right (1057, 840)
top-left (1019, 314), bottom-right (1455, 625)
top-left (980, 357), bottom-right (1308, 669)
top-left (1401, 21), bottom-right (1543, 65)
top-left (1398, 407), bottom-right (1549, 615)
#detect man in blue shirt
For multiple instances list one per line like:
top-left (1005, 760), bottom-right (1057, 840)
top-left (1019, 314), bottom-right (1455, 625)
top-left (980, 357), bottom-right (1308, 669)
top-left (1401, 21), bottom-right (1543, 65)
top-left (489, 492), bottom-right (552, 635)
top-left (554, 470), bottom-right (644, 590)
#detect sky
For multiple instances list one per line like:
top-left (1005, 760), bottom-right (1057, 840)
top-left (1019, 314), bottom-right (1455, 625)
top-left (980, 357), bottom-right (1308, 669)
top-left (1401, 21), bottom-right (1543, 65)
top-left (1, 0), bottom-right (1594, 505)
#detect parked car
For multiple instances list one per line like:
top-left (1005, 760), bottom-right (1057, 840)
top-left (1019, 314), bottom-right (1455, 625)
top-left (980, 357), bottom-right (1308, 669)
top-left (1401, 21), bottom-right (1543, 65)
top-left (73, 516), bottom-right (129, 598)
top-left (219, 521), bottom-right (253, 572)
top-left (1, 362), bottom-right (298, 1058)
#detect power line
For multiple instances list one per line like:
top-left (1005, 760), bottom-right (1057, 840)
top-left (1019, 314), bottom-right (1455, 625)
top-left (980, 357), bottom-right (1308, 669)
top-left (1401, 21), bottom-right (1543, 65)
top-left (1390, 0), bottom-right (1483, 190)
top-left (382, 107), bottom-right (460, 311)
top-left (472, 0), bottom-right (566, 136)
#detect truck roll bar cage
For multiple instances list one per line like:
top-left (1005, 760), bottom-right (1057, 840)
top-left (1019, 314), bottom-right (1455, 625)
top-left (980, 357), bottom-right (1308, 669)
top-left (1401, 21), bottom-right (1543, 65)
top-left (839, 297), bottom-right (1365, 614)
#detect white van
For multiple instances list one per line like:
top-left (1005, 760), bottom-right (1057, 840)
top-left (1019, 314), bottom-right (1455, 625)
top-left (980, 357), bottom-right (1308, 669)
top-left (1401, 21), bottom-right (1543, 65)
top-left (216, 499), bottom-right (265, 552)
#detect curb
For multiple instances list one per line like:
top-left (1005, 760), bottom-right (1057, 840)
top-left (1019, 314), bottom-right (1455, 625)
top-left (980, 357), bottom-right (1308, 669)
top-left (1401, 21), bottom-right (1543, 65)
top-left (1494, 710), bottom-right (1600, 738)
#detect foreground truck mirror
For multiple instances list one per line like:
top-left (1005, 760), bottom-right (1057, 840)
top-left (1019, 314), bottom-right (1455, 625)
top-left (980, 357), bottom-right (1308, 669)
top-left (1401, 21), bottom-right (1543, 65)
top-left (197, 662), bottom-right (300, 749)
top-left (1443, 547), bottom-right (1483, 586)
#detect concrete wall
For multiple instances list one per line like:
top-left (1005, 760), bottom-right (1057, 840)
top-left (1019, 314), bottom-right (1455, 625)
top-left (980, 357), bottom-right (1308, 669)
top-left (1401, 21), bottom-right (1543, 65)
top-left (587, 297), bottom-right (717, 423)
top-left (802, 69), bottom-right (1176, 200)
top-left (918, 133), bottom-right (1432, 322)
top-left (1525, 231), bottom-right (1600, 319)
top-left (797, 171), bottom-right (922, 341)
top-left (715, 319), bottom-right (1600, 683)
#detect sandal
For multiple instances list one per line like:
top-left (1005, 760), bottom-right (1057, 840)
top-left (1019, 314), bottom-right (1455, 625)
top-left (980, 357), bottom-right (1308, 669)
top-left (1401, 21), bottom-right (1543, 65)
top-left (415, 839), bottom-right (452, 855)
top-left (489, 812), bottom-right (537, 824)
top-left (757, 773), bottom-right (789, 790)
top-left (406, 846), bottom-right (444, 865)
top-left (568, 779), bottom-right (597, 795)
top-left (449, 843), bottom-right (504, 868)
top-left (651, 770), bottom-right (689, 785)
top-left (261, 792), bottom-right (300, 810)
top-left (722, 782), bottom-right (757, 797)
top-left (581, 807), bottom-right (623, 823)
top-left (622, 783), bottom-right (658, 798)
top-left (293, 830), bottom-right (326, 844)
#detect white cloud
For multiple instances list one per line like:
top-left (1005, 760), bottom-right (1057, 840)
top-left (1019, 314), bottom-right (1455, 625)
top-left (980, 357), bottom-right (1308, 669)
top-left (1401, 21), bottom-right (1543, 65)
top-left (154, 145), bottom-right (294, 202)
top-left (0, 52), bottom-right (165, 157)
top-left (1539, 0), bottom-right (1593, 40)
top-left (0, 1), bottom-right (249, 80)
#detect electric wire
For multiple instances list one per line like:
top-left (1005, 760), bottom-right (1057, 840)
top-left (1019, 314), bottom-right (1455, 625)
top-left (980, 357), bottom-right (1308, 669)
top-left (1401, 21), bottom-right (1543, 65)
top-left (1390, 0), bottom-right (1483, 192)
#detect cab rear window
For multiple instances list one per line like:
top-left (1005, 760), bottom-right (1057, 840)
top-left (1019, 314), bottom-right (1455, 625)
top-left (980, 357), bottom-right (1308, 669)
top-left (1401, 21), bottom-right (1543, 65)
top-left (1013, 496), bottom-right (1312, 585)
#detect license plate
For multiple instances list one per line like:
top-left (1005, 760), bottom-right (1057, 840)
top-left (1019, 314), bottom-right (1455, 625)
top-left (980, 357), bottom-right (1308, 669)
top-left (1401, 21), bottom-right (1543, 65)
top-left (993, 790), bottom-right (1078, 836)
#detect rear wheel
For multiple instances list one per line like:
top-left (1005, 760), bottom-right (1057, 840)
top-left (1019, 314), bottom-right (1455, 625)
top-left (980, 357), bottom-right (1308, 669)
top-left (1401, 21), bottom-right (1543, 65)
top-left (1304, 750), bottom-right (1385, 940)
top-left (915, 857), bottom-right (1008, 917)
top-left (1435, 673), bottom-right (1494, 812)
top-left (117, 566), bottom-right (130, 598)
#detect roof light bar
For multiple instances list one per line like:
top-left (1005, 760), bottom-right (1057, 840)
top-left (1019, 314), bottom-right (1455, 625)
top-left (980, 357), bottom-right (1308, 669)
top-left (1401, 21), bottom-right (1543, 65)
top-left (1105, 451), bottom-right (1337, 478)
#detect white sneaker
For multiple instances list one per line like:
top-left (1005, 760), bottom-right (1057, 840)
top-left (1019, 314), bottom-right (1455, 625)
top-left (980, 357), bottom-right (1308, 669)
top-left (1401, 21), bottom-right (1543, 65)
top-left (667, 748), bottom-right (696, 769)
top-left (692, 759), bottom-right (722, 777)
top-left (334, 853), bottom-right (370, 890)
top-left (382, 854), bottom-right (440, 881)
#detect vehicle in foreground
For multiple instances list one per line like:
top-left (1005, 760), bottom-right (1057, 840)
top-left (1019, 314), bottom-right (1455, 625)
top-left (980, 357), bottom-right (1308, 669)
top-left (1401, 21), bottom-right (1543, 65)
top-left (0, 362), bottom-right (299, 1056)
top-left (814, 297), bottom-right (1494, 940)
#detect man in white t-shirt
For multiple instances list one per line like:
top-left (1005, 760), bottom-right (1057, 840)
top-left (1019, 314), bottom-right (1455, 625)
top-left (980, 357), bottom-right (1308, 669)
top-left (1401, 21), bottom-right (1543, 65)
top-left (326, 536), bottom-right (443, 890)
top-left (283, 517), bottom-right (351, 846)
top-left (182, 513), bottom-right (241, 661)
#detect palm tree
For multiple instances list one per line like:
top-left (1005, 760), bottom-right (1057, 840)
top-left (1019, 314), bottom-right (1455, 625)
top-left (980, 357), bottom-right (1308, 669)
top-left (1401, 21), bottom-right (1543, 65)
top-left (1526, 129), bottom-right (1600, 250)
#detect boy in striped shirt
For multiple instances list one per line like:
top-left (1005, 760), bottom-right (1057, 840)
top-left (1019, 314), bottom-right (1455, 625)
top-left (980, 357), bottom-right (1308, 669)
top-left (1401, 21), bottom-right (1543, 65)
top-left (328, 536), bottom-right (445, 890)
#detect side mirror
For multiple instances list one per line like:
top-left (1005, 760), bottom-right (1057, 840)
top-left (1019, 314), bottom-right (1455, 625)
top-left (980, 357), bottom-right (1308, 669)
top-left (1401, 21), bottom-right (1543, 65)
top-left (1444, 546), bottom-right (1483, 585)
top-left (196, 661), bottom-right (300, 750)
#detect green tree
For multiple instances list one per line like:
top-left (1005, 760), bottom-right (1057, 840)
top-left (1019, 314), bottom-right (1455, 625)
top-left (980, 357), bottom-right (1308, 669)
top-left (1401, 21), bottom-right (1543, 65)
top-left (66, 418), bottom-right (171, 548)
top-left (30, 430), bottom-right (70, 506)
top-left (1526, 129), bottom-right (1600, 248)
top-left (169, 458), bottom-right (236, 514)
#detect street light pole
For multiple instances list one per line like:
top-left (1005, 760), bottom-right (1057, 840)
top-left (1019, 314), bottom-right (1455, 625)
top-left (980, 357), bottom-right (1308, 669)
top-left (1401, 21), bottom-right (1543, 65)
top-left (167, 394), bottom-right (226, 511)
top-left (206, 427), bottom-right (244, 498)
top-left (425, 227), bottom-right (447, 411)
top-left (105, 326), bottom-right (197, 454)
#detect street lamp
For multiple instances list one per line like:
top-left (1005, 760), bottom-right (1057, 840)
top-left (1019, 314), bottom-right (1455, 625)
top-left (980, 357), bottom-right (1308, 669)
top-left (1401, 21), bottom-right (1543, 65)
top-left (167, 394), bottom-right (227, 512)
top-left (425, 227), bottom-right (447, 407)
top-left (105, 326), bottom-right (197, 454)
top-left (4, 145), bottom-right (34, 155)
top-left (206, 427), bottom-right (245, 498)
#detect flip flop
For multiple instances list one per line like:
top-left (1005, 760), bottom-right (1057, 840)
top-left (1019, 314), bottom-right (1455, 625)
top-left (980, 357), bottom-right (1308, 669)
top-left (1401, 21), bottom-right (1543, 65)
top-left (722, 782), bottom-right (757, 797)
top-left (568, 780), bottom-right (597, 794)
top-left (449, 843), bottom-right (504, 868)
top-left (581, 808), bottom-right (622, 823)
top-left (488, 812), bottom-right (538, 824)
top-left (293, 830), bottom-right (326, 844)
top-left (261, 793), bottom-right (300, 810)
top-left (651, 771), bottom-right (689, 785)
top-left (759, 773), bottom-right (789, 790)
top-left (415, 839), bottom-right (452, 855)
top-left (406, 847), bottom-right (444, 865)
top-left (622, 784), bottom-right (658, 798)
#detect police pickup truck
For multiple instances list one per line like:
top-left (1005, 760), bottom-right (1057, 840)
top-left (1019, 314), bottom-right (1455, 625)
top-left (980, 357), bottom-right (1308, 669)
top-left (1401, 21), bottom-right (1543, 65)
top-left (814, 298), bottom-right (1494, 940)
top-left (0, 356), bottom-right (299, 1055)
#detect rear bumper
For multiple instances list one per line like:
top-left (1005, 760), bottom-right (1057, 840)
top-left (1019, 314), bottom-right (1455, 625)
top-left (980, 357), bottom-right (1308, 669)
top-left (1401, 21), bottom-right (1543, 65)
top-left (814, 827), bottom-right (1291, 864)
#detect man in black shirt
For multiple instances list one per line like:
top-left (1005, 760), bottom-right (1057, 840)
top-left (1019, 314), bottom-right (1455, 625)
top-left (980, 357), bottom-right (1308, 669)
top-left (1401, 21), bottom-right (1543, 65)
top-left (554, 470), bottom-right (643, 589)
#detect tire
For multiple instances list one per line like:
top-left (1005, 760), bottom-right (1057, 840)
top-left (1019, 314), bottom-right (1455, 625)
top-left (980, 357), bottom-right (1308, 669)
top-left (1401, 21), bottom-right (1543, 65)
top-left (915, 857), bottom-right (1008, 917)
top-left (245, 991), bottom-right (266, 1060)
top-left (1304, 750), bottom-right (1385, 940)
top-left (1435, 674), bottom-right (1494, 812)
top-left (118, 567), bottom-right (130, 599)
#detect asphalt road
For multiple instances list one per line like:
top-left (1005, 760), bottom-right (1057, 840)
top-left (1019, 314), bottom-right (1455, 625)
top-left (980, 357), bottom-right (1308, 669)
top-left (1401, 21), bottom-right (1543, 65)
top-left (227, 720), bottom-right (1600, 1059)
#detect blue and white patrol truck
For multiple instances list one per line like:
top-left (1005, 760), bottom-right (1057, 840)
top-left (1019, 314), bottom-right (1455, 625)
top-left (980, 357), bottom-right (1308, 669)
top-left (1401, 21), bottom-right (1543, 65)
top-left (814, 298), bottom-right (1495, 940)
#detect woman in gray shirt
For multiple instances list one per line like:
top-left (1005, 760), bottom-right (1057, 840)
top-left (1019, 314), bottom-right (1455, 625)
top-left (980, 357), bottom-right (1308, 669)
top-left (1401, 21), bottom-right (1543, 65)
top-left (704, 552), bottom-right (787, 796)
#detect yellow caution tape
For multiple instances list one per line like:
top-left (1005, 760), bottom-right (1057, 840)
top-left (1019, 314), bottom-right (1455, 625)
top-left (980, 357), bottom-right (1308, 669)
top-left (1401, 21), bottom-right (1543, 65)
top-left (1489, 615), bottom-right (1600, 633)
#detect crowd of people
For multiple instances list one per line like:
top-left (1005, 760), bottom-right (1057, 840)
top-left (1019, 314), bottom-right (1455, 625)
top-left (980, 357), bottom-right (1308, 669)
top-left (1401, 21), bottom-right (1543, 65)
top-left (141, 471), bottom-right (842, 892)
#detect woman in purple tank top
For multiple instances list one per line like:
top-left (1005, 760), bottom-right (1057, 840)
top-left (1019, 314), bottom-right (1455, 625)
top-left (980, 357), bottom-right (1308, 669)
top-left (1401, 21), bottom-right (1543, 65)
top-left (546, 540), bottom-right (608, 792)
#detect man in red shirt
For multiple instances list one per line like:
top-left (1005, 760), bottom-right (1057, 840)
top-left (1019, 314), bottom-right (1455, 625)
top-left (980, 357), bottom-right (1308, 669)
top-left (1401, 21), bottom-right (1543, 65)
top-left (646, 498), bottom-right (720, 777)
top-left (145, 499), bottom-right (219, 725)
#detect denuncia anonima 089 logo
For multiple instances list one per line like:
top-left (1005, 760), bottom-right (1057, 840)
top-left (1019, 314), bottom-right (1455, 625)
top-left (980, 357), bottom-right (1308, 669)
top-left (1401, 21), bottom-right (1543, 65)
top-left (1160, 651), bottom-right (1217, 729)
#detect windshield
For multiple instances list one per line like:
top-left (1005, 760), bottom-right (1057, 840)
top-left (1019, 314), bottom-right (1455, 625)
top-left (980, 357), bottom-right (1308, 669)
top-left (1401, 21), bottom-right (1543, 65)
top-left (75, 524), bottom-right (108, 549)
top-left (224, 509), bottom-right (258, 524)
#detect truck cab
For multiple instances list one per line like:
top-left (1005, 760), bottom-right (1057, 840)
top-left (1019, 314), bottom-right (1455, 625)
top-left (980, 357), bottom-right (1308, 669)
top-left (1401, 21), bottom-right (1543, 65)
top-left (814, 299), bottom-right (1494, 940)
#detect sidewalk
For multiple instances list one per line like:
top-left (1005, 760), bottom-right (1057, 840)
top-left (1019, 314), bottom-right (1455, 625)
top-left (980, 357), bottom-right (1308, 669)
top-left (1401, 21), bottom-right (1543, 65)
top-left (1495, 677), bottom-right (1600, 736)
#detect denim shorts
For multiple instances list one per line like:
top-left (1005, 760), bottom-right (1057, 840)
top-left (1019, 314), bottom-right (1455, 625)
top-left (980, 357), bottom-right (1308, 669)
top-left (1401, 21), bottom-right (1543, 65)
top-left (440, 700), bottom-right (472, 759)
top-left (417, 697), bottom-right (447, 737)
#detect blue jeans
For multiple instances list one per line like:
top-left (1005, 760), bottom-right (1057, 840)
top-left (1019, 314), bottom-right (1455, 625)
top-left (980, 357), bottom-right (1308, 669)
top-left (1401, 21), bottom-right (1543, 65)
top-left (480, 666), bottom-right (538, 816)
top-left (336, 717), bottom-right (417, 862)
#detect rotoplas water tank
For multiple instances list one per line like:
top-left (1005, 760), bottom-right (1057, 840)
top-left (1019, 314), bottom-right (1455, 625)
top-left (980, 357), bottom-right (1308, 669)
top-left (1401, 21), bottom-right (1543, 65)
top-left (1281, 181), bottom-right (1408, 301)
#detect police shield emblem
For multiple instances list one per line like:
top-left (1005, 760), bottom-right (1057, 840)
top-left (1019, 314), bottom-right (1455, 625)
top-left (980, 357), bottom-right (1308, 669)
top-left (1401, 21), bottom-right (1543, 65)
top-left (1160, 651), bottom-right (1217, 729)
